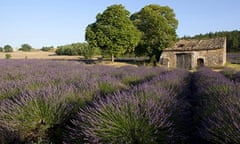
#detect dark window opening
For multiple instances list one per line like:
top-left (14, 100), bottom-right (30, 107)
top-left (197, 58), bottom-right (204, 67)
top-left (178, 44), bottom-right (185, 47)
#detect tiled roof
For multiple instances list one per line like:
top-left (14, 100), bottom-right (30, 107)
top-left (164, 37), bottom-right (226, 51)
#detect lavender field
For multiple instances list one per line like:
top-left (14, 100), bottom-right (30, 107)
top-left (0, 60), bottom-right (239, 144)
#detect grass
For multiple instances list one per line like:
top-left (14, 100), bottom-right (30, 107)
top-left (224, 62), bottom-right (240, 70)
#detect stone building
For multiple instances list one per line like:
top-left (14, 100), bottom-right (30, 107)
top-left (159, 37), bottom-right (226, 69)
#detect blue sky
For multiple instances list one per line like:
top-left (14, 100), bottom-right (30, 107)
top-left (0, 0), bottom-right (239, 48)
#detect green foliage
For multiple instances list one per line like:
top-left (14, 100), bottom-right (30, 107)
top-left (56, 42), bottom-right (88, 56)
top-left (95, 105), bottom-right (156, 143)
top-left (0, 88), bottom-right (20, 101)
top-left (41, 46), bottom-right (54, 51)
top-left (98, 82), bottom-right (116, 96)
top-left (77, 92), bottom-right (171, 144)
top-left (19, 44), bottom-right (32, 51)
top-left (83, 46), bottom-right (100, 59)
top-left (182, 30), bottom-right (240, 52)
top-left (4, 45), bottom-right (13, 52)
top-left (85, 4), bottom-right (141, 62)
top-left (5, 54), bottom-right (11, 59)
top-left (1, 95), bottom-right (69, 143)
top-left (123, 76), bottom-right (139, 86)
top-left (0, 47), bottom-right (3, 52)
top-left (131, 4), bottom-right (178, 65)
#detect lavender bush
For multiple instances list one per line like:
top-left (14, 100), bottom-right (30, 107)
top-left (66, 69), bottom-right (191, 143)
top-left (220, 67), bottom-right (237, 80)
top-left (3, 59), bottom-right (239, 143)
top-left (0, 127), bottom-right (20, 144)
top-left (68, 91), bottom-right (173, 144)
top-left (192, 67), bottom-right (240, 143)
top-left (0, 60), bottom-right (167, 143)
top-left (0, 85), bottom-right (72, 143)
top-left (151, 69), bottom-right (192, 143)
top-left (233, 71), bottom-right (240, 82)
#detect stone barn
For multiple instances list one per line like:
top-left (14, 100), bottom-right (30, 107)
top-left (159, 37), bottom-right (226, 69)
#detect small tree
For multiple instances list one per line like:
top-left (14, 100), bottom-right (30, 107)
top-left (19, 44), bottom-right (32, 51)
top-left (0, 47), bottom-right (3, 52)
top-left (4, 45), bottom-right (13, 52)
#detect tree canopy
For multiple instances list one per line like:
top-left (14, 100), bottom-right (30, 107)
top-left (85, 4), bottom-right (141, 62)
top-left (56, 42), bottom-right (88, 56)
top-left (3, 45), bottom-right (13, 52)
top-left (41, 46), bottom-right (54, 52)
top-left (55, 42), bottom-right (100, 59)
top-left (19, 44), bottom-right (32, 51)
top-left (131, 4), bottom-right (178, 65)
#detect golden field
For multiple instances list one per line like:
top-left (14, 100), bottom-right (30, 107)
top-left (0, 51), bottom-right (83, 60)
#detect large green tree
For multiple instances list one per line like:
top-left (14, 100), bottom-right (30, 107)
top-left (131, 4), bottom-right (178, 65)
top-left (85, 4), bottom-right (141, 62)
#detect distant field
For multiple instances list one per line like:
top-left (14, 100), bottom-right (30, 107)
top-left (0, 51), bottom-right (139, 67)
top-left (227, 52), bottom-right (240, 64)
top-left (2, 51), bottom-right (240, 69)
top-left (0, 51), bottom-right (83, 60)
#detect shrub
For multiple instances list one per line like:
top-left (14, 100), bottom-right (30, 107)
top-left (55, 43), bottom-right (88, 56)
top-left (5, 53), bottom-right (11, 59)
top-left (220, 67), bottom-right (237, 80)
top-left (67, 91), bottom-right (172, 144)
top-left (0, 60), bottom-right (200, 143)
top-left (66, 69), bottom-right (190, 144)
top-left (149, 69), bottom-right (192, 143)
top-left (0, 85), bottom-right (72, 143)
top-left (0, 127), bottom-right (20, 144)
top-left (41, 46), bottom-right (54, 51)
top-left (192, 67), bottom-right (240, 143)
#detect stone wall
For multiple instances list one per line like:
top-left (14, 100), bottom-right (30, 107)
top-left (160, 47), bottom-right (226, 69)
top-left (197, 48), bottom-right (226, 67)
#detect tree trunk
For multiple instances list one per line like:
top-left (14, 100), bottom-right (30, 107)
top-left (111, 54), bottom-right (114, 62)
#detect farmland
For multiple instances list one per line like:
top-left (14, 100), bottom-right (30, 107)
top-left (0, 60), bottom-right (239, 144)
top-left (0, 51), bottom-right (82, 60)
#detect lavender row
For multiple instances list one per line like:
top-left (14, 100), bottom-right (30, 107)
top-left (220, 67), bottom-right (240, 83)
top-left (0, 60), bottom-right (166, 101)
top-left (146, 68), bottom-right (192, 143)
top-left (0, 60), bottom-right (166, 143)
top-left (66, 69), bottom-right (191, 143)
top-left (192, 67), bottom-right (240, 143)
top-left (6, 59), bottom-right (240, 143)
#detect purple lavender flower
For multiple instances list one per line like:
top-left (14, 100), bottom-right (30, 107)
top-left (192, 67), bottom-right (240, 143)
top-left (68, 91), bottom-right (173, 144)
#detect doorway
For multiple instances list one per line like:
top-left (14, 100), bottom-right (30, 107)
top-left (176, 53), bottom-right (192, 69)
